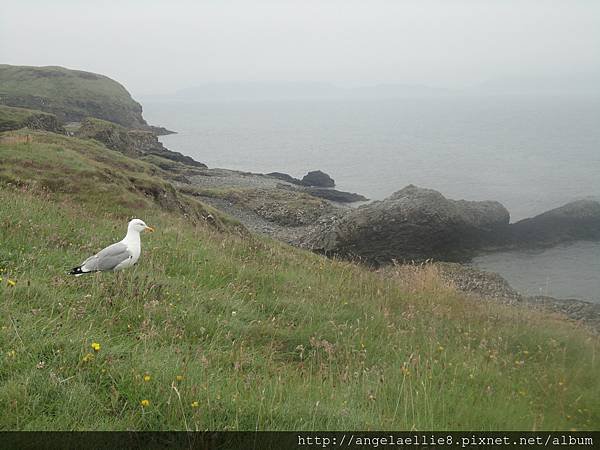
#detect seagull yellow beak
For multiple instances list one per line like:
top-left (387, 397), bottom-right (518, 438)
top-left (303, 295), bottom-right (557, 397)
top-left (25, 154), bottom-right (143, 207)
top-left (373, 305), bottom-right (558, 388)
top-left (145, 226), bottom-right (155, 233)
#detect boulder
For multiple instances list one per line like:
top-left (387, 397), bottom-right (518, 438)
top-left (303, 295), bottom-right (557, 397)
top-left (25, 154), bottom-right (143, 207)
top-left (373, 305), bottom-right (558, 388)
top-left (301, 185), bottom-right (510, 265)
top-left (301, 170), bottom-right (335, 187)
top-left (508, 199), bottom-right (600, 246)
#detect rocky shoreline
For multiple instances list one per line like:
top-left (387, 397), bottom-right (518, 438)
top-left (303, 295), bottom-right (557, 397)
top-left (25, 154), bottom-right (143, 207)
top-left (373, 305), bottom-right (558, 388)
top-left (434, 262), bottom-right (600, 332)
top-left (177, 167), bottom-right (355, 243)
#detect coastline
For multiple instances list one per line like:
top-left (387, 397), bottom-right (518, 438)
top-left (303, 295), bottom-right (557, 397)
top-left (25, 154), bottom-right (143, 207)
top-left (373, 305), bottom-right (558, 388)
top-left (167, 163), bottom-right (600, 331)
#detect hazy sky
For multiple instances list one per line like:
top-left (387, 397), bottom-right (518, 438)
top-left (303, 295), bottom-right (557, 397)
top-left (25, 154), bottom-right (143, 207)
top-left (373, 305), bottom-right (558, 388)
top-left (1, 0), bottom-right (599, 96)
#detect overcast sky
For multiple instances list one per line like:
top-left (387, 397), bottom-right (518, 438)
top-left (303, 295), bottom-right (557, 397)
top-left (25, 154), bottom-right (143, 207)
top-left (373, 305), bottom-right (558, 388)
top-left (1, 0), bottom-right (599, 96)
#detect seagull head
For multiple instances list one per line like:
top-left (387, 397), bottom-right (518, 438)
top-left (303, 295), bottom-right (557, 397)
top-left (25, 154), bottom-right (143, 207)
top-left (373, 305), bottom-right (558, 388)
top-left (128, 218), bottom-right (155, 234)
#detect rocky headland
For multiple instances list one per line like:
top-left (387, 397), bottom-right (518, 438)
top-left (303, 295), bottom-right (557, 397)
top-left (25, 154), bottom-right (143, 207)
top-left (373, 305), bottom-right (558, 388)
top-left (0, 64), bottom-right (173, 133)
top-left (75, 118), bottom-right (205, 168)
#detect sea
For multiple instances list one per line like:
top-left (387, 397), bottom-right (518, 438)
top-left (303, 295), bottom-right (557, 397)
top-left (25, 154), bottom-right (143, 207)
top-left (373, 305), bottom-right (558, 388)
top-left (142, 94), bottom-right (600, 303)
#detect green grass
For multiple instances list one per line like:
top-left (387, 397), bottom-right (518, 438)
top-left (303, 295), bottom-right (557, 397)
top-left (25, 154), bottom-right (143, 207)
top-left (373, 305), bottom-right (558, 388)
top-left (0, 130), bottom-right (233, 227)
top-left (0, 130), bottom-right (599, 431)
top-left (0, 65), bottom-right (146, 128)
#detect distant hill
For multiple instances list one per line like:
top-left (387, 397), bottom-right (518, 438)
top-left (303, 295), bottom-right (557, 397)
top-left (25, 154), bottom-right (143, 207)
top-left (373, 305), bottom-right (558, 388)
top-left (144, 81), bottom-right (455, 102)
top-left (0, 65), bottom-right (151, 129)
top-left (476, 73), bottom-right (600, 95)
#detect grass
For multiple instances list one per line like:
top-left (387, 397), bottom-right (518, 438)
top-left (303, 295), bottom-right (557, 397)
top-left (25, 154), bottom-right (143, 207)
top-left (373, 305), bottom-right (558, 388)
top-left (0, 130), bottom-right (599, 431)
top-left (0, 130), bottom-right (233, 228)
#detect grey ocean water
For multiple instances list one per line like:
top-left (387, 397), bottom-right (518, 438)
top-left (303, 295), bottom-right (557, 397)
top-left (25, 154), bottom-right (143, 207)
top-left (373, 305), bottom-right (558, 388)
top-left (143, 95), bottom-right (600, 302)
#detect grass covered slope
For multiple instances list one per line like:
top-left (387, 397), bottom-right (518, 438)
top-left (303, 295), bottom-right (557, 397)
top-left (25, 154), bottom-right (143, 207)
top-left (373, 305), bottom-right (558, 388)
top-left (0, 65), bottom-right (147, 129)
top-left (0, 130), bottom-right (224, 225)
top-left (0, 132), bottom-right (599, 430)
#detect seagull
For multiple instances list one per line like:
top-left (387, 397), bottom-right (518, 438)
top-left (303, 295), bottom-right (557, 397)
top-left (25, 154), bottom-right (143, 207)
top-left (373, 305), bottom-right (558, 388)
top-left (68, 219), bottom-right (154, 276)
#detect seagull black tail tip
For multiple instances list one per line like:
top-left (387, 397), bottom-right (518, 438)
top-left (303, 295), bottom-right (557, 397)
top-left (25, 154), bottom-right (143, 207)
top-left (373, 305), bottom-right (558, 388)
top-left (68, 266), bottom-right (84, 276)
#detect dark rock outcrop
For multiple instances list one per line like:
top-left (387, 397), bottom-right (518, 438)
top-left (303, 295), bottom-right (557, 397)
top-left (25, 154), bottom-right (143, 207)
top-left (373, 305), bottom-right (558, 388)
top-left (76, 118), bottom-right (206, 168)
top-left (301, 185), bottom-right (510, 265)
top-left (148, 125), bottom-right (177, 136)
top-left (267, 172), bottom-right (367, 202)
top-left (301, 187), bottom-right (368, 203)
top-left (508, 199), bottom-right (600, 247)
top-left (302, 170), bottom-right (335, 187)
top-left (21, 112), bottom-right (65, 133)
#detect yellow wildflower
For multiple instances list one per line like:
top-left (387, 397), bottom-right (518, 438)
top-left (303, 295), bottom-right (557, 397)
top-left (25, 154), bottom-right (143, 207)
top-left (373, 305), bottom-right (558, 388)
top-left (140, 399), bottom-right (150, 407)
top-left (7, 279), bottom-right (16, 287)
top-left (143, 374), bottom-right (151, 382)
top-left (91, 342), bottom-right (101, 352)
top-left (191, 401), bottom-right (199, 408)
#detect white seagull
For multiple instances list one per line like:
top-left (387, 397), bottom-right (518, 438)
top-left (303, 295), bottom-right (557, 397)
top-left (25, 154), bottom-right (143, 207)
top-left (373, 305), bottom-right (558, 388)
top-left (68, 219), bottom-right (154, 276)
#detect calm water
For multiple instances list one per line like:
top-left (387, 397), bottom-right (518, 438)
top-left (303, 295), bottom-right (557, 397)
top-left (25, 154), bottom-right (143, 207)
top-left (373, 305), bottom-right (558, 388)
top-left (143, 95), bottom-right (600, 302)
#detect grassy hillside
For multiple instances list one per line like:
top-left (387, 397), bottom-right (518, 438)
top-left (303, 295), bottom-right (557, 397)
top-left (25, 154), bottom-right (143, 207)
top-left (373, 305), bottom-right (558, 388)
top-left (0, 65), bottom-right (147, 129)
top-left (0, 130), bottom-right (599, 430)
